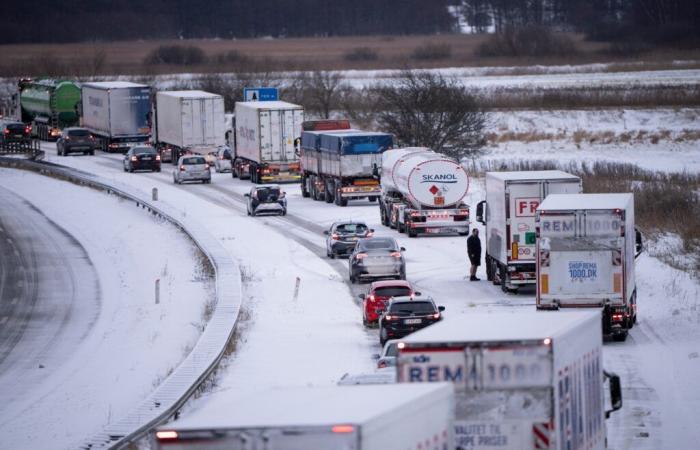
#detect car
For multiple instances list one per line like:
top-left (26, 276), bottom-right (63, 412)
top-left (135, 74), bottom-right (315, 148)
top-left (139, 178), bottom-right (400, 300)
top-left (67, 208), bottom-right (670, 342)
top-left (213, 146), bottom-right (233, 173)
top-left (123, 145), bottom-right (161, 172)
top-left (0, 120), bottom-right (31, 146)
top-left (337, 367), bottom-right (396, 386)
top-left (359, 280), bottom-right (419, 326)
top-left (348, 237), bottom-right (406, 284)
top-left (232, 158), bottom-right (251, 180)
top-left (204, 151), bottom-right (218, 167)
top-left (173, 155), bottom-right (211, 184)
top-left (378, 297), bottom-right (444, 345)
top-left (158, 145), bottom-right (174, 163)
top-left (56, 127), bottom-right (96, 156)
top-left (245, 184), bottom-right (287, 216)
top-left (324, 221), bottom-right (373, 259)
top-left (374, 339), bottom-right (399, 369)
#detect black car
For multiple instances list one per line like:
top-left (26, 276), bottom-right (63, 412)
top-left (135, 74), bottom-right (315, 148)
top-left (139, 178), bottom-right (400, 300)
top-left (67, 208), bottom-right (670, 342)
top-left (123, 146), bottom-right (161, 172)
top-left (0, 120), bottom-right (31, 146)
top-left (349, 237), bottom-right (406, 283)
top-left (56, 127), bottom-right (96, 156)
top-left (378, 297), bottom-right (444, 345)
top-left (245, 184), bottom-right (287, 216)
top-left (324, 221), bottom-right (373, 259)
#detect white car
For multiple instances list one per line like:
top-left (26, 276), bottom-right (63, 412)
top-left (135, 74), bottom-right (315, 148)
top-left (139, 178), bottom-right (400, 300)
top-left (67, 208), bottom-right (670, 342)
top-left (213, 146), bottom-right (233, 173)
top-left (173, 155), bottom-right (211, 184)
top-left (374, 339), bottom-right (399, 369)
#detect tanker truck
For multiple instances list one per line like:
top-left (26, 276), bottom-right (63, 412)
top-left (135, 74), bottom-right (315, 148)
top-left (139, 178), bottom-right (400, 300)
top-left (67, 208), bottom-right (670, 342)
top-left (18, 78), bottom-right (81, 140)
top-left (379, 148), bottom-right (470, 237)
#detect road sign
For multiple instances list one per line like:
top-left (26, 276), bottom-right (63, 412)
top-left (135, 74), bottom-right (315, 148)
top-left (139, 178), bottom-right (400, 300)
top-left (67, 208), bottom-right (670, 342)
top-left (243, 87), bottom-right (279, 102)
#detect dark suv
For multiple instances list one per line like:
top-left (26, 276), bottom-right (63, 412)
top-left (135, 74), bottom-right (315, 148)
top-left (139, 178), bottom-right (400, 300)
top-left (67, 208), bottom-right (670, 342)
top-left (378, 297), bottom-right (444, 345)
top-left (0, 120), bottom-right (31, 145)
top-left (57, 127), bottom-right (96, 156)
top-left (324, 221), bottom-right (373, 258)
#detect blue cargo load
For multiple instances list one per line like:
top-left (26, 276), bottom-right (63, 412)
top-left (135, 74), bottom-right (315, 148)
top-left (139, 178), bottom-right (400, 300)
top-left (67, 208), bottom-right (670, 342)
top-left (319, 132), bottom-right (393, 155)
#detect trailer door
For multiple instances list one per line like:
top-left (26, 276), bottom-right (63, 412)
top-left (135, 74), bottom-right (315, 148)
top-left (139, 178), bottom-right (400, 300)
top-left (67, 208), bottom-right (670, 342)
top-left (267, 109), bottom-right (282, 162)
top-left (202, 97), bottom-right (215, 145)
top-left (507, 182), bottom-right (541, 263)
top-left (181, 99), bottom-right (196, 146)
top-left (259, 110), bottom-right (274, 162)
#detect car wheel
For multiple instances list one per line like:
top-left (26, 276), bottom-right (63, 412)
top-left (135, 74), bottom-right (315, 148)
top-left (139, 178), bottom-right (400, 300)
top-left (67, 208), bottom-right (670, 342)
top-left (613, 331), bottom-right (628, 342)
top-left (156, 168), bottom-right (161, 173)
top-left (128, 167), bottom-right (134, 173)
top-left (89, 150), bottom-right (95, 156)
top-left (500, 265), bottom-right (509, 293)
top-left (123, 165), bottom-right (127, 172)
top-left (362, 315), bottom-right (369, 327)
top-left (399, 269), bottom-right (406, 280)
top-left (491, 260), bottom-right (500, 285)
top-left (329, 250), bottom-right (335, 259)
top-left (408, 227), bottom-right (418, 238)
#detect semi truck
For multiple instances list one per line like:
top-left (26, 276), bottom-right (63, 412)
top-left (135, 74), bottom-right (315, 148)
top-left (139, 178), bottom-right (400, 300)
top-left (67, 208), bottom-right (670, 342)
top-left (233, 101), bottom-right (303, 183)
top-left (476, 171), bottom-right (582, 292)
top-left (18, 78), bottom-right (81, 140)
top-left (536, 193), bottom-right (643, 341)
top-left (300, 129), bottom-right (393, 206)
top-left (153, 90), bottom-right (226, 163)
top-left (81, 81), bottom-right (151, 153)
top-left (379, 148), bottom-right (470, 237)
top-left (397, 310), bottom-right (623, 450)
top-left (153, 384), bottom-right (454, 449)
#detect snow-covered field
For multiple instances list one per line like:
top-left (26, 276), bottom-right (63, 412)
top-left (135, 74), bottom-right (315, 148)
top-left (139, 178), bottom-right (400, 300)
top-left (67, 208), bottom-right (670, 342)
top-left (27, 124), bottom-right (700, 449)
top-left (0, 169), bottom-right (212, 449)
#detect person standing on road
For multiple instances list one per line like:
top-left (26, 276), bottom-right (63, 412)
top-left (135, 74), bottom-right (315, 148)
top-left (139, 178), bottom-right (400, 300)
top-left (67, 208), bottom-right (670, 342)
top-left (467, 228), bottom-right (481, 281)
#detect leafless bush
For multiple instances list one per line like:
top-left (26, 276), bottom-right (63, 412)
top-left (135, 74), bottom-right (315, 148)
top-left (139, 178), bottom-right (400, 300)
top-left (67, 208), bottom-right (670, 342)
top-left (288, 71), bottom-right (346, 119)
top-left (374, 71), bottom-right (486, 159)
top-left (477, 27), bottom-right (577, 58)
top-left (144, 45), bottom-right (208, 66)
top-left (344, 47), bottom-right (379, 62)
top-left (411, 42), bottom-right (452, 60)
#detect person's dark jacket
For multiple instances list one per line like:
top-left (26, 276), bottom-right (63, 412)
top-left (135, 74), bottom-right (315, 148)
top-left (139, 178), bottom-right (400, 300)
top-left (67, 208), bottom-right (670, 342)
top-left (467, 234), bottom-right (481, 265)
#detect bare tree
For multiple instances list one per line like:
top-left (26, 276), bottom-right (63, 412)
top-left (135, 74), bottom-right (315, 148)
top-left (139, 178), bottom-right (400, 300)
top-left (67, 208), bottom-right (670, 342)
top-left (294, 71), bottom-right (345, 119)
top-left (374, 71), bottom-right (486, 159)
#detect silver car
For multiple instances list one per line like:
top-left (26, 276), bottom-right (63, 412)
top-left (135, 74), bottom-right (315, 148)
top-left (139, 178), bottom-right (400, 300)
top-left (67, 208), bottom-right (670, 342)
top-left (173, 155), bottom-right (211, 184)
top-left (374, 339), bottom-right (399, 369)
top-left (213, 146), bottom-right (233, 173)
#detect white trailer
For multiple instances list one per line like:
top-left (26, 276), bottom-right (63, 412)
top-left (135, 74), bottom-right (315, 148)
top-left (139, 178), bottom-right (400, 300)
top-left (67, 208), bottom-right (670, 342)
top-left (476, 171), bottom-right (582, 292)
top-left (233, 101), bottom-right (304, 183)
top-left (536, 193), bottom-right (643, 341)
top-left (379, 148), bottom-right (470, 237)
top-left (153, 90), bottom-right (225, 163)
top-left (396, 311), bottom-right (623, 450)
top-left (81, 81), bottom-right (151, 153)
top-left (153, 384), bottom-right (454, 450)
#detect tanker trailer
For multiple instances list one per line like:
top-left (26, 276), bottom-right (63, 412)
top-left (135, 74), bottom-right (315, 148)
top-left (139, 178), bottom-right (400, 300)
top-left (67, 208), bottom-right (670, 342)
top-left (19, 78), bottom-right (81, 140)
top-left (379, 148), bottom-right (470, 237)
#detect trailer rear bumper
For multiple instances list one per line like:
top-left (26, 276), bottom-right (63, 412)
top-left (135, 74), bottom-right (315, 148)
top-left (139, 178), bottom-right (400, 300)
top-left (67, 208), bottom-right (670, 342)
top-left (261, 174), bottom-right (302, 183)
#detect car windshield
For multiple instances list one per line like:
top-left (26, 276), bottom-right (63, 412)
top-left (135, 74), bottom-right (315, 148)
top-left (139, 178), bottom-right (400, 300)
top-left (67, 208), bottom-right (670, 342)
top-left (68, 129), bottom-right (90, 137)
top-left (223, 149), bottom-right (231, 158)
top-left (384, 343), bottom-right (398, 357)
top-left (375, 287), bottom-right (411, 298)
top-left (184, 157), bottom-right (206, 165)
top-left (134, 147), bottom-right (156, 154)
top-left (389, 301), bottom-right (435, 315)
top-left (357, 238), bottom-right (396, 251)
top-left (336, 223), bottom-right (368, 234)
top-left (256, 188), bottom-right (280, 201)
top-left (6, 123), bottom-right (26, 131)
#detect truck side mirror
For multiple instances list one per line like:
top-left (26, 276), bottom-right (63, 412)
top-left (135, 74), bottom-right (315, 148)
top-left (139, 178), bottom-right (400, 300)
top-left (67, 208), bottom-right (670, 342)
top-left (635, 228), bottom-right (643, 258)
top-left (604, 370), bottom-right (623, 419)
top-left (476, 200), bottom-right (486, 225)
top-left (323, 230), bottom-right (329, 235)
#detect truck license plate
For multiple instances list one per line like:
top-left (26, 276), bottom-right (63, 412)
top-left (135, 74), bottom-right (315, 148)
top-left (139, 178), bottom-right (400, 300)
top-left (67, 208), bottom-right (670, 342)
top-left (404, 318), bottom-right (422, 325)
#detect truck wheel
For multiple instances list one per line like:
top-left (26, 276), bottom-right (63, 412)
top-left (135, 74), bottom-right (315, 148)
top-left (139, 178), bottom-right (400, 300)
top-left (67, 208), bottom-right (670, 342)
top-left (408, 227), bottom-right (417, 238)
top-left (485, 256), bottom-right (493, 281)
top-left (301, 177), bottom-right (310, 198)
top-left (324, 181), bottom-right (334, 203)
top-left (500, 265), bottom-right (509, 293)
top-left (339, 196), bottom-right (348, 207)
top-left (491, 260), bottom-right (501, 285)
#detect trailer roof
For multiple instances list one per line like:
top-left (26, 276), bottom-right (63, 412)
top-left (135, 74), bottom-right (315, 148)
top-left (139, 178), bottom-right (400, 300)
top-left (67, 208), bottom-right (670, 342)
top-left (82, 81), bottom-right (149, 89)
top-left (235, 100), bottom-right (302, 110)
top-left (486, 170), bottom-right (580, 181)
top-left (158, 90), bottom-right (222, 99)
top-left (321, 131), bottom-right (392, 137)
top-left (161, 383), bottom-right (450, 431)
top-left (539, 193), bottom-right (633, 211)
top-left (400, 310), bottom-right (599, 344)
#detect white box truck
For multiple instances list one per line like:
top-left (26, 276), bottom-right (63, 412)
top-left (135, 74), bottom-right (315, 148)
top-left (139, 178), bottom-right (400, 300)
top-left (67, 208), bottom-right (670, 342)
top-left (152, 384), bottom-right (454, 450)
top-left (379, 148), bottom-right (471, 237)
top-left (233, 101), bottom-right (303, 183)
top-left (536, 193), bottom-right (643, 341)
top-left (396, 311), bottom-right (623, 450)
top-left (81, 81), bottom-right (151, 153)
top-left (476, 171), bottom-right (582, 292)
top-left (153, 90), bottom-right (226, 163)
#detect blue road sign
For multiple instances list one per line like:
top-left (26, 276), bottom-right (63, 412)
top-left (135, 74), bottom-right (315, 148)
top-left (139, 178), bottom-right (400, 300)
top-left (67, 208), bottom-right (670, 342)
top-left (243, 87), bottom-right (279, 102)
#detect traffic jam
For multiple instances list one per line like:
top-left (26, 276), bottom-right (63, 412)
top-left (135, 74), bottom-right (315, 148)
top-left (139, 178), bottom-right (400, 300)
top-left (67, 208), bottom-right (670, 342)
top-left (15, 79), bottom-right (640, 450)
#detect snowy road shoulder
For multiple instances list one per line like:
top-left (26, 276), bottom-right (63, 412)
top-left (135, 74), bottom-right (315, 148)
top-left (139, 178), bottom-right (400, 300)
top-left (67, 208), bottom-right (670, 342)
top-left (0, 168), bottom-right (213, 450)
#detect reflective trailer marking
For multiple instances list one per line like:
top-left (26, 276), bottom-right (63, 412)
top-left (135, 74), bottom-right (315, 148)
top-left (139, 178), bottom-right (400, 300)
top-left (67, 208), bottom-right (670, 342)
top-left (541, 274), bottom-right (549, 294)
top-left (533, 422), bottom-right (551, 449)
top-left (613, 273), bottom-right (622, 293)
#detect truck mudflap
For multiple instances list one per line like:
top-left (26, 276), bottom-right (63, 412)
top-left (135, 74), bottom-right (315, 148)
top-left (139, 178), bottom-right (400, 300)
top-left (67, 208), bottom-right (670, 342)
top-left (454, 420), bottom-right (551, 450)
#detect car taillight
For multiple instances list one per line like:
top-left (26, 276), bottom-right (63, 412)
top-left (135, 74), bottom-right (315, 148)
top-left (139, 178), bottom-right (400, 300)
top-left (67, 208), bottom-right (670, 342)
top-left (378, 360), bottom-right (387, 368)
top-left (390, 252), bottom-right (402, 258)
top-left (109, 143), bottom-right (119, 148)
top-left (365, 231), bottom-right (374, 237)
top-left (130, 156), bottom-right (137, 161)
top-left (355, 253), bottom-right (368, 260)
top-left (3, 129), bottom-right (9, 134)
top-left (612, 313), bottom-right (624, 322)
top-left (156, 430), bottom-right (179, 441)
top-left (432, 313), bottom-right (440, 319)
top-left (368, 294), bottom-right (375, 302)
top-left (331, 233), bottom-right (340, 240)
top-left (384, 315), bottom-right (394, 320)
top-left (89, 135), bottom-right (95, 140)
top-left (25, 126), bottom-right (31, 133)
top-left (156, 154), bottom-right (161, 161)
top-left (179, 165), bottom-right (186, 171)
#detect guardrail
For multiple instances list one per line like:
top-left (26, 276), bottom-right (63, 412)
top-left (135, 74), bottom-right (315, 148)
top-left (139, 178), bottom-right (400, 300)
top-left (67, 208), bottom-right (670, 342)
top-left (0, 138), bottom-right (42, 158)
top-left (0, 156), bottom-right (242, 449)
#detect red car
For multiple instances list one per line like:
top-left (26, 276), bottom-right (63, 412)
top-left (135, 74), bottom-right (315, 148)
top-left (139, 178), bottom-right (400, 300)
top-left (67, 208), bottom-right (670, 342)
top-left (359, 280), bottom-right (419, 326)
